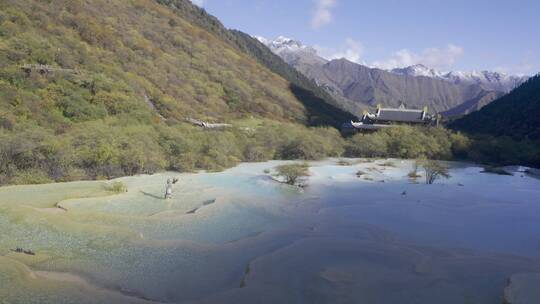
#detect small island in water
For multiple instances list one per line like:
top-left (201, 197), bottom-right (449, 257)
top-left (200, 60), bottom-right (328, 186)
top-left (1, 159), bottom-right (539, 303)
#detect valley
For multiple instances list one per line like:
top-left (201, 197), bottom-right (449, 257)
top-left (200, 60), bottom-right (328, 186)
top-left (0, 1), bottom-right (539, 303)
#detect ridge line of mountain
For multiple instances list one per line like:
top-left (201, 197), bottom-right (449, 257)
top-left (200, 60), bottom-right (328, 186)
top-left (257, 36), bottom-right (528, 93)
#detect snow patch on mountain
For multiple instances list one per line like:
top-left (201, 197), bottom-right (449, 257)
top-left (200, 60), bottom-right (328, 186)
top-left (391, 65), bottom-right (528, 92)
top-left (390, 64), bottom-right (444, 78)
top-left (256, 35), bottom-right (327, 67)
top-left (255, 36), bottom-right (318, 56)
top-left (258, 36), bottom-right (529, 93)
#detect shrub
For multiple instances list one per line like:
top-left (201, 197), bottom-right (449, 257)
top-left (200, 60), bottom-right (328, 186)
top-left (346, 132), bottom-right (389, 158)
top-left (105, 181), bottom-right (128, 193)
top-left (421, 160), bottom-right (450, 184)
top-left (274, 163), bottom-right (310, 185)
top-left (10, 169), bottom-right (53, 185)
top-left (408, 160), bottom-right (422, 180)
top-left (337, 159), bottom-right (352, 166)
top-left (244, 145), bottom-right (269, 162)
top-left (449, 132), bottom-right (471, 159)
top-left (345, 126), bottom-right (459, 160)
top-left (356, 170), bottom-right (366, 177)
top-left (279, 134), bottom-right (336, 160)
top-left (381, 161), bottom-right (396, 167)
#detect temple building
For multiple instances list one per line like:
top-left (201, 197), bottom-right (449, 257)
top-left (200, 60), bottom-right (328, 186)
top-left (342, 104), bottom-right (439, 132)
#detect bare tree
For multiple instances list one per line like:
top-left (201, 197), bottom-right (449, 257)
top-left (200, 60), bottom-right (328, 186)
top-left (408, 159), bottom-right (422, 181)
top-left (422, 160), bottom-right (450, 184)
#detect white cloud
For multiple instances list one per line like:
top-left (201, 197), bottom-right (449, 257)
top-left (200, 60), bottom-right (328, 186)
top-left (314, 39), bottom-right (463, 70)
top-left (311, 0), bottom-right (337, 29)
top-left (316, 38), bottom-right (365, 64)
top-left (494, 56), bottom-right (537, 76)
top-left (191, 0), bottom-right (205, 7)
top-left (371, 44), bottom-right (464, 71)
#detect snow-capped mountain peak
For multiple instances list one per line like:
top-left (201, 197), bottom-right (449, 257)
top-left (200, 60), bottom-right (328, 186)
top-left (274, 36), bottom-right (301, 46)
top-left (443, 70), bottom-right (528, 92)
top-left (391, 65), bottom-right (528, 92)
top-left (256, 35), bottom-right (327, 66)
top-left (258, 35), bottom-right (528, 93)
top-left (256, 36), bottom-right (317, 55)
top-left (391, 64), bottom-right (444, 78)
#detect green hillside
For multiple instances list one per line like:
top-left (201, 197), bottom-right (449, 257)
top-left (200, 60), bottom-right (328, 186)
top-left (0, 0), bottom-right (318, 126)
top-left (0, 0), bottom-right (354, 185)
top-left (450, 74), bottom-right (540, 140)
top-left (153, 1), bottom-right (356, 126)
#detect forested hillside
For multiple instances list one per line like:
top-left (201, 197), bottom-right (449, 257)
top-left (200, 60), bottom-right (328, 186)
top-left (155, 1), bottom-right (355, 126)
top-left (449, 74), bottom-right (540, 167)
top-left (0, 0), bottom-right (315, 126)
top-left (0, 0), bottom-right (354, 185)
top-left (450, 74), bottom-right (540, 140)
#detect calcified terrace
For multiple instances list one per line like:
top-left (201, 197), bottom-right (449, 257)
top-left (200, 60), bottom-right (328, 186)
top-left (1, 159), bottom-right (539, 303)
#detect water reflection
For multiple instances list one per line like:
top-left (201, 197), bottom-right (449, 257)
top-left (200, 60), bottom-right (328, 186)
top-left (1, 159), bottom-right (539, 303)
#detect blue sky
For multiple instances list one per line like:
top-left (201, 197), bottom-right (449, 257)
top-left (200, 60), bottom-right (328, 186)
top-left (194, 0), bottom-right (539, 75)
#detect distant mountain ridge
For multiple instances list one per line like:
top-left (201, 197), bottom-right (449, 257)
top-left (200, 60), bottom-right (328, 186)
top-left (260, 36), bottom-right (528, 93)
top-left (314, 58), bottom-right (502, 114)
top-left (257, 36), bottom-right (510, 116)
top-left (391, 64), bottom-right (528, 93)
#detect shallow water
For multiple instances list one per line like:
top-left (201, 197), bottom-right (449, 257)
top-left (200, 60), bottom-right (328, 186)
top-left (1, 159), bottom-right (539, 303)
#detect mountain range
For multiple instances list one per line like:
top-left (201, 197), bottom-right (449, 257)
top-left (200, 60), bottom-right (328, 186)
top-left (258, 36), bottom-right (528, 116)
top-left (391, 64), bottom-right (528, 93)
